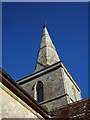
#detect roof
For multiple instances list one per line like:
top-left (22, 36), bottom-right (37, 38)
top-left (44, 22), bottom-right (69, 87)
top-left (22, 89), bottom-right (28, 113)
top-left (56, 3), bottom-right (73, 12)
top-left (50, 97), bottom-right (90, 119)
top-left (0, 67), bottom-right (50, 119)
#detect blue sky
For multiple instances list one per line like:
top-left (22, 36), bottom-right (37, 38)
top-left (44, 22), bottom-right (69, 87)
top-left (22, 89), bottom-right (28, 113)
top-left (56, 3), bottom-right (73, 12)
top-left (2, 2), bottom-right (88, 99)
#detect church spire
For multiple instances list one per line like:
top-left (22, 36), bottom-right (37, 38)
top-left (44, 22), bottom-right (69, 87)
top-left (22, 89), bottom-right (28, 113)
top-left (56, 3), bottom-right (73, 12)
top-left (35, 25), bottom-right (60, 72)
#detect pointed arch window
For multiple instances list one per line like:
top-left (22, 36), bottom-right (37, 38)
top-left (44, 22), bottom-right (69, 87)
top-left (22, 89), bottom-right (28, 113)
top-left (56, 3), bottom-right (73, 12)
top-left (36, 81), bottom-right (43, 102)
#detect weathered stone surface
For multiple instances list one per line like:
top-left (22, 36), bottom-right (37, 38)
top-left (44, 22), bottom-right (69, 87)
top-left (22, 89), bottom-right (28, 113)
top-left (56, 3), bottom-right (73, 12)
top-left (17, 62), bottom-right (81, 112)
top-left (40, 95), bottom-right (69, 112)
top-left (35, 26), bottom-right (60, 72)
top-left (0, 83), bottom-right (41, 119)
top-left (63, 70), bottom-right (82, 102)
top-left (19, 66), bottom-right (65, 101)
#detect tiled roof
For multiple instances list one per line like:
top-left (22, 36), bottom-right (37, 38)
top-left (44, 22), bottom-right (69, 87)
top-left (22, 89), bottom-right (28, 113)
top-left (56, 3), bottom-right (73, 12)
top-left (50, 97), bottom-right (90, 119)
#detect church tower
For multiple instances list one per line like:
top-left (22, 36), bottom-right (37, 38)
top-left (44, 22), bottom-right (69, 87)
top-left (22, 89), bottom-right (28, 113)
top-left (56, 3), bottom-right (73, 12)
top-left (17, 25), bottom-right (82, 112)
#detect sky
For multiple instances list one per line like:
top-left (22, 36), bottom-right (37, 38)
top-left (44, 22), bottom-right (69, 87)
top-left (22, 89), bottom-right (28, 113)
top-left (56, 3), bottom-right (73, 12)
top-left (2, 2), bottom-right (88, 99)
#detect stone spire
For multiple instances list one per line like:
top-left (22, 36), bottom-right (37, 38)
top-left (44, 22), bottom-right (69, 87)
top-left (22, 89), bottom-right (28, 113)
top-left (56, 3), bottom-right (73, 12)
top-left (35, 25), bottom-right (60, 72)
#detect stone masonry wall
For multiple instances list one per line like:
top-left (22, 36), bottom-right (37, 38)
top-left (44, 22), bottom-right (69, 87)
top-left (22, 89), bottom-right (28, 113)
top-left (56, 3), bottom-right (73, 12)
top-left (0, 84), bottom-right (41, 119)
top-left (20, 67), bottom-right (66, 102)
top-left (18, 63), bottom-right (81, 112)
top-left (40, 95), bottom-right (68, 112)
top-left (63, 70), bottom-right (82, 102)
top-left (19, 66), bottom-right (69, 112)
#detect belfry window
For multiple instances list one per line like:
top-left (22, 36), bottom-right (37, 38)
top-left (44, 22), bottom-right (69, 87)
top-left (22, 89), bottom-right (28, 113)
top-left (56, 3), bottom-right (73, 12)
top-left (36, 81), bottom-right (43, 102)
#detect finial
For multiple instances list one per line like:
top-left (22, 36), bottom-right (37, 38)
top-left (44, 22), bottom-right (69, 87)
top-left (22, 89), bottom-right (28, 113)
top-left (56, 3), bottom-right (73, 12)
top-left (43, 21), bottom-right (47, 28)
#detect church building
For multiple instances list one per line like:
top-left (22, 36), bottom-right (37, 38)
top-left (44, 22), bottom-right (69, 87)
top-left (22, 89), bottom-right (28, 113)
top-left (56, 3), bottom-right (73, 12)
top-left (0, 25), bottom-right (89, 119)
top-left (17, 25), bottom-right (82, 112)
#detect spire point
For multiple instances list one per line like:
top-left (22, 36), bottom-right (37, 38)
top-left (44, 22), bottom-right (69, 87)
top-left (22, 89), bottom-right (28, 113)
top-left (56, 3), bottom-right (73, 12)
top-left (35, 25), bottom-right (60, 72)
top-left (43, 25), bottom-right (47, 28)
top-left (43, 21), bottom-right (47, 28)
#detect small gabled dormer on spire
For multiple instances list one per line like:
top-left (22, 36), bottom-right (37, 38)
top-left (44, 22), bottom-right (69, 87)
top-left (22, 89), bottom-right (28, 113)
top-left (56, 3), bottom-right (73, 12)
top-left (35, 25), bottom-right (60, 72)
